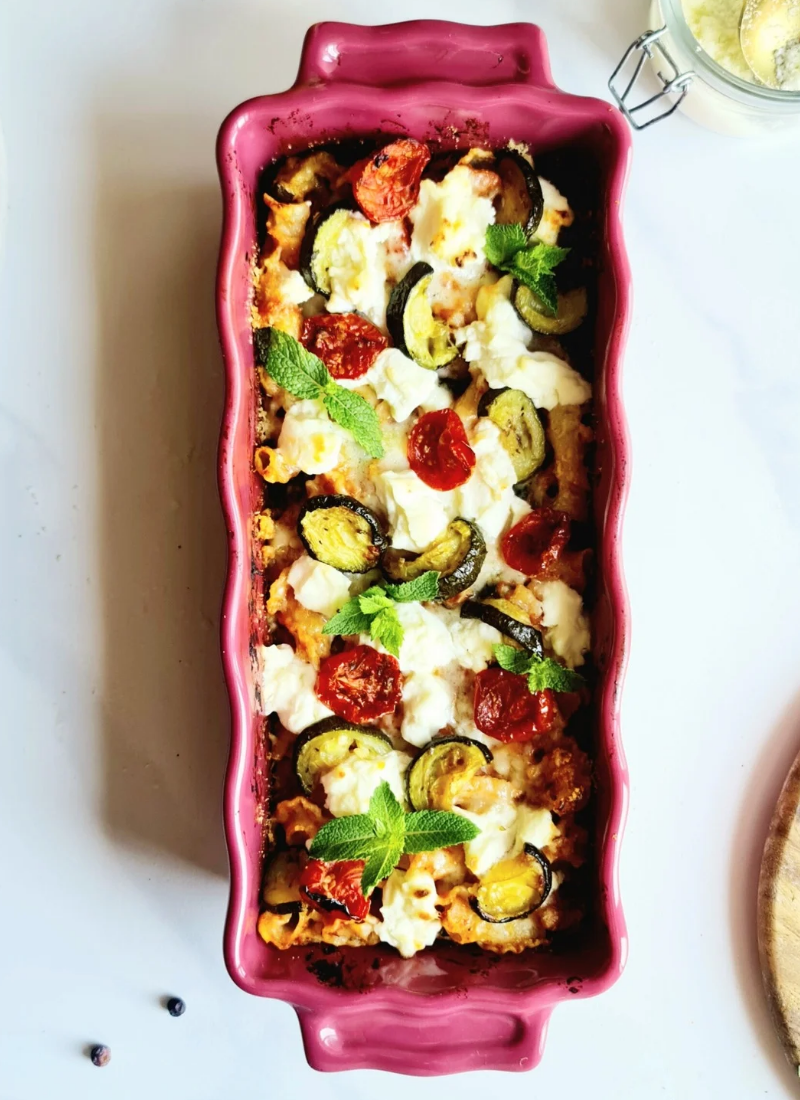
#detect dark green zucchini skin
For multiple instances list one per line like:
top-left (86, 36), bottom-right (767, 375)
top-left (470, 844), bottom-right (553, 923)
top-left (381, 519), bottom-right (486, 600)
top-left (386, 261), bottom-right (432, 357)
top-left (298, 494), bottom-right (387, 574)
top-left (299, 203), bottom-right (352, 296)
top-left (293, 717), bottom-right (393, 794)
top-left (253, 326), bottom-right (273, 367)
top-left (494, 149), bottom-right (544, 238)
top-left (477, 387), bottom-right (546, 483)
top-left (406, 735), bottom-right (493, 811)
top-left (460, 599), bottom-right (543, 658)
top-left (386, 262), bottom-right (457, 369)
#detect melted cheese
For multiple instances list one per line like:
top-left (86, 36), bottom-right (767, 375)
top-left (459, 277), bottom-right (591, 409)
top-left (376, 469), bottom-right (455, 552)
top-left (287, 554), bottom-right (351, 618)
top-left (534, 579), bottom-right (590, 668)
top-left (448, 615), bottom-right (504, 672)
top-left (410, 165), bottom-right (496, 275)
top-left (259, 644), bottom-right (333, 732)
top-left (321, 751), bottom-right (412, 817)
top-left (358, 347), bottom-right (452, 423)
top-left (536, 177), bottom-right (574, 246)
top-left (325, 211), bottom-right (406, 328)
top-left (401, 671), bottom-right (456, 748)
top-left (454, 419), bottom-right (523, 540)
top-left (378, 868), bottom-right (442, 957)
top-left (276, 399), bottom-right (350, 474)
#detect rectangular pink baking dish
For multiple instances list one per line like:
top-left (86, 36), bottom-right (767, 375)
top-left (216, 20), bottom-right (632, 1075)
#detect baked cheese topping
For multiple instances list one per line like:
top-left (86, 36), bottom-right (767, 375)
top-left (252, 140), bottom-right (595, 959)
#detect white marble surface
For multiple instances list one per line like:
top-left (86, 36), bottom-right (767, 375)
top-left (2, 0), bottom-right (800, 1096)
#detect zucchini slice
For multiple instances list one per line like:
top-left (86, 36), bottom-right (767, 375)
top-left (298, 495), bottom-right (387, 574)
top-left (386, 262), bottom-right (457, 370)
top-left (407, 736), bottom-right (493, 811)
top-left (513, 283), bottom-right (587, 335)
top-left (381, 518), bottom-right (486, 600)
top-left (477, 388), bottom-right (546, 482)
top-left (494, 150), bottom-right (544, 237)
top-left (262, 850), bottom-right (303, 913)
top-left (299, 205), bottom-right (352, 296)
top-left (294, 717), bottom-right (393, 795)
top-left (471, 844), bottom-right (552, 923)
top-left (460, 598), bottom-right (543, 657)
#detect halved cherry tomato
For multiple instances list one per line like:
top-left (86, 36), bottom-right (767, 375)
top-left (351, 139), bottom-right (431, 223)
top-left (299, 859), bottom-right (370, 921)
top-left (301, 313), bottom-right (388, 380)
top-left (408, 409), bottom-right (476, 491)
top-left (315, 644), bottom-right (402, 723)
top-left (501, 507), bottom-right (571, 576)
top-left (473, 668), bottom-right (561, 743)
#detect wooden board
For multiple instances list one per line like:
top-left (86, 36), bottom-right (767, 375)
top-left (758, 748), bottom-right (800, 1077)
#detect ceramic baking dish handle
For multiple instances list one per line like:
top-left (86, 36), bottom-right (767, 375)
top-left (296, 20), bottom-right (556, 90)
top-left (296, 1003), bottom-right (551, 1073)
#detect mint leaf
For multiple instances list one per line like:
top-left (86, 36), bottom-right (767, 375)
top-left (384, 571), bottom-right (440, 604)
top-left (493, 643), bottom-right (584, 693)
top-left (403, 810), bottom-right (480, 854)
top-left (361, 837), bottom-right (404, 897)
top-left (485, 223), bottom-right (528, 266)
top-left (369, 607), bottom-right (404, 657)
top-left (527, 657), bottom-right (584, 693)
top-left (369, 781), bottom-right (405, 833)
top-left (322, 383), bottom-right (384, 459)
top-left (309, 813), bottom-right (378, 861)
top-left (321, 597), bottom-right (373, 638)
top-left (258, 327), bottom-right (328, 397)
top-left (358, 588), bottom-right (395, 615)
top-left (323, 573), bottom-right (440, 654)
top-left (493, 643), bottom-right (534, 676)
top-left (508, 242), bottom-right (569, 316)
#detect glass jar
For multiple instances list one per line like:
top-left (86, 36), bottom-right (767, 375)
top-left (610, 0), bottom-right (800, 135)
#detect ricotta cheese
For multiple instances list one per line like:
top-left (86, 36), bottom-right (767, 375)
top-left (275, 265), bottom-right (316, 306)
top-left (287, 554), bottom-right (352, 619)
top-left (393, 602), bottom-right (457, 674)
top-left (376, 469), bottom-right (455, 552)
top-left (356, 347), bottom-right (452, 423)
top-left (276, 399), bottom-right (350, 475)
top-left (448, 614), bottom-right (504, 672)
top-left (401, 671), bottom-right (456, 747)
top-left (259, 644), bottom-right (333, 733)
top-left (410, 165), bottom-right (496, 275)
top-left (459, 277), bottom-right (592, 410)
top-left (325, 211), bottom-right (406, 328)
top-left (458, 798), bottom-right (520, 877)
top-left (378, 868), bottom-right (442, 957)
top-left (321, 751), bottom-right (412, 817)
top-left (454, 418), bottom-right (521, 540)
top-left (535, 579), bottom-right (590, 668)
top-left (536, 178), bottom-right (574, 247)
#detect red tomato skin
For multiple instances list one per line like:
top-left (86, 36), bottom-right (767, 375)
top-left (300, 313), bottom-right (387, 380)
top-left (299, 859), bottom-right (370, 921)
top-left (407, 409), bottom-right (476, 491)
top-left (351, 139), bottom-right (430, 223)
top-left (315, 645), bottom-right (402, 724)
top-left (501, 508), bottom-right (571, 576)
top-left (473, 668), bottom-right (561, 743)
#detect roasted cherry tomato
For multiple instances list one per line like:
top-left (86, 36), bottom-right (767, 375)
top-left (473, 668), bottom-right (561, 743)
top-left (300, 313), bottom-right (388, 381)
top-left (315, 644), bottom-right (402, 723)
top-left (351, 139), bottom-right (431, 223)
top-left (408, 409), bottom-right (476, 491)
top-left (299, 859), bottom-right (370, 921)
top-left (500, 507), bottom-right (571, 576)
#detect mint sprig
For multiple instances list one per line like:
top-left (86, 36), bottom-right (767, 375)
top-left (493, 643), bottom-right (585, 693)
top-left (254, 328), bottom-right (384, 458)
top-left (322, 571), bottom-right (439, 658)
top-left (484, 224), bottom-right (569, 316)
top-left (309, 782), bottom-right (480, 896)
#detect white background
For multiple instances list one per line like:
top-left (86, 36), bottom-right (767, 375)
top-left (2, 0), bottom-right (800, 1096)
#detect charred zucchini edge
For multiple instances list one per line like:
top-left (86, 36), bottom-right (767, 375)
top-left (460, 599), bottom-right (544, 657)
top-left (293, 717), bottom-right (394, 794)
top-left (386, 261), bottom-right (457, 370)
top-left (298, 494), bottom-right (387, 574)
top-left (381, 518), bottom-right (486, 599)
top-left (406, 735), bottom-right (493, 811)
top-left (470, 843), bottom-right (553, 923)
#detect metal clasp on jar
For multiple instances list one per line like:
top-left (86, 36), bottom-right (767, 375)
top-left (609, 27), bottom-right (695, 129)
